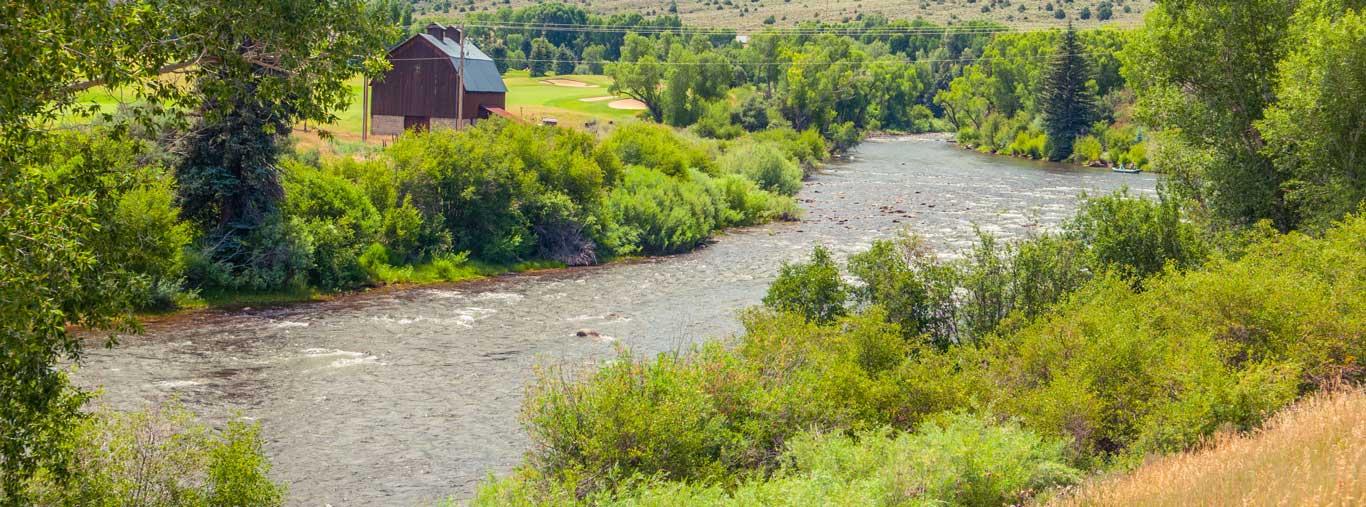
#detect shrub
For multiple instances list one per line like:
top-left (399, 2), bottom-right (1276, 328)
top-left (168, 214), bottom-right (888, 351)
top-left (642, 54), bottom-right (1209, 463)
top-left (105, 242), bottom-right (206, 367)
top-left (713, 174), bottom-right (800, 226)
top-left (735, 94), bottom-right (770, 132)
top-left (692, 101), bottom-right (744, 140)
top-left (493, 310), bottom-right (914, 503)
top-left (502, 414), bottom-right (1077, 507)
top-left (907, 104), bottom-right (936, 133)
top-left (826, 121), bottom-right (862, 153)
top-left (184, 211), bottom-right (310, 292)
top-left (749, 128), bottom-right (828, 172)
top-left (1065, 190), bottom-right (1208, 282)
top-left (606, 167), bottom-right (724, 254)
top-left (601, 123), bottom-right (715, 177)
top-left (110, 174), bottom-right (194, 309)
top-left (1073, 134), bottom-right (1104, 164)
top-left (26, 403), bottom-right (285, 506)
top-left (1006, 130), bottom-right (1049, 159)
top-left (719, 142), bottom-right (802, 196)
top-left (763, 246), bottom-right (848, 324)
top-left (282, 159), bottom-right (382, 290)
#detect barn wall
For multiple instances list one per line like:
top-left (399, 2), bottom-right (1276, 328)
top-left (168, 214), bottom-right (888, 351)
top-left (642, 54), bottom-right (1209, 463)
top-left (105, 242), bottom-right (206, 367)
top-left (464, 92), bottom-right (506, 118)
top-left (370, 36), bottom-right (508, 134)
top-left (371, 38), bottom-right (461, 118)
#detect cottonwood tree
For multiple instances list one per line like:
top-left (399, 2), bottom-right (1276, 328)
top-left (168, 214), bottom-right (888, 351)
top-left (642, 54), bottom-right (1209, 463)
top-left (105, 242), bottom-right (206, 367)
top-left (1258, 1), bottom-right (1366, 231)
top-left (171, 0), bottom-right (395, 290)
top-left (609, 34), bottom-right (668, 121)
top-left (0, 0), bottom-right (392, 500)
top-left (1124, 0), bottom-right (1298, 229)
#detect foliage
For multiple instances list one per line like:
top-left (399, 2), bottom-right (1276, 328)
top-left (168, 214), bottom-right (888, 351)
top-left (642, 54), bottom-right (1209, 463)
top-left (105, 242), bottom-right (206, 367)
top-left (1066, 190), bottom-right (1208, 282)
top-left (719, 142), bottom-right (802, 196)
top-left (763, 246), bottom-right (849, 324)
top-left (1040, 26), bottom-right (1097, 161)
top-left (605, 167), bottom-right (725, 255)
top-left (1124, 0), bottom-right (1299, 228)
top-left (1, 132), bottom-right (147, 501)
top-left (601, 123), bottom-right (715, 177)
top-left (1258, 3), bottom-right (1366, 232)
top-left (481, 209), bottom-right (1366, 504)
top-left (601, 415), bottom-right (1076, 507)
top-left (281, 159), bottom-right (382, 290)
top-left (25, 403), bottom-right (285, 506)
top-left (1072, 135), bottom-right (1103, 164)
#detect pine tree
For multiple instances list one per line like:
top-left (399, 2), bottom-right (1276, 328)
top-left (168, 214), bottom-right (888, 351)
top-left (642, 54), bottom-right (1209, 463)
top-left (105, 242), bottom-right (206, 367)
top-left (1040, 25), bottom-right (1096, 161)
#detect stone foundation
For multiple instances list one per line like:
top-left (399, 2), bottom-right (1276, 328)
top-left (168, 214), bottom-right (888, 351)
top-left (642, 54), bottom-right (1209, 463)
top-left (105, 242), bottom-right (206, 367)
top-left (430, 117), bottom-right (469, 130)
top-left (370, 114), bottom-right (403, 135)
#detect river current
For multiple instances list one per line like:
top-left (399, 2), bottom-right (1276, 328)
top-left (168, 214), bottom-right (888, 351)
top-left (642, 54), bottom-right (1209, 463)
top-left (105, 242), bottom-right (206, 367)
top-left (75, 138), bottom-right (1156, 505)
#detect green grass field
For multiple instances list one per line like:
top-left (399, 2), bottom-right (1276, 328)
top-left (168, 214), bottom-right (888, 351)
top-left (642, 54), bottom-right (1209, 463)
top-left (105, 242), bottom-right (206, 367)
top-left (299, 69), bottom-right (638, 141)
top-left (61, 69), bottom-right (640, 154)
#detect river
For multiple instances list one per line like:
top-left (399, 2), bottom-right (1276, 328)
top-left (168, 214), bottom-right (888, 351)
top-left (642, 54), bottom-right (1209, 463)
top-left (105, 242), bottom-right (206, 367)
top-left (74, 138), bottom-right (1156, 505)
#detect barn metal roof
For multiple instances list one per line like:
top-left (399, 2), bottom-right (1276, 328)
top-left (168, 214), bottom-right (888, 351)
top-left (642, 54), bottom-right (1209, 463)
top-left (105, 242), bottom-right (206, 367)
top-left (415, 33), bottom-right (508, 94)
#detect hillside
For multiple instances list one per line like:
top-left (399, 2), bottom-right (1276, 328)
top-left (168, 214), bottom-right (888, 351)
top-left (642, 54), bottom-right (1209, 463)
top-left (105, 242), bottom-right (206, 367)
top-left (427, 0), bottom-right (1153, 29)
top-left (1053, 388), bottom-right (1366, 506)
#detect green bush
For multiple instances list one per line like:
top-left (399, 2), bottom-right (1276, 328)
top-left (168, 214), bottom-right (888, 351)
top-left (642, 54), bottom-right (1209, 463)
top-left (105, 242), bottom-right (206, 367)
top-left (713, 174), bottom-right (800, 226)
top-left (1072, 134), bottom-right (1104, 164)
top-left (1005, 130), bottom-right (1049, 159)
top-left (490, 309), bottom-right (914, 503)
top-left (606, 167), bottom-right (724, 254)
top-left (692, 100), bottom-right (744, 140)
top-left (719, 142), bottom-right (803, 196)
top-left (26, 403), bottom-right (284, 506)
top-left (748, 128), bottom-right (829, 173)
top-left (763, 246), bottom-right (849, 324)
top-left (826, 121), bottom-right (862, 153)
top-left (184, 211), bottom-right (310, 292)
top-left (282, 159), bottom-right (382, 290)
top-left (601, 123), bottom-right (715, 177)
top-left (110, 174), bottom-right (194, 309)
top-left (1065, 190), bottom-right (1208, 282)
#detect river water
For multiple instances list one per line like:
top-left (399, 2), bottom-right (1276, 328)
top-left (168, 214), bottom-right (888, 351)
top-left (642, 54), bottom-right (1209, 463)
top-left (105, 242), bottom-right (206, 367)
top-left (74, 138), bottom-right (1155, 505)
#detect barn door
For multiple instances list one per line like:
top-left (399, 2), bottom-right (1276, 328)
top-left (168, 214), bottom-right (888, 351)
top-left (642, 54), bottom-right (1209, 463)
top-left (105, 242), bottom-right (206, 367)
top-left (404, 116), bottom-right (430, 131)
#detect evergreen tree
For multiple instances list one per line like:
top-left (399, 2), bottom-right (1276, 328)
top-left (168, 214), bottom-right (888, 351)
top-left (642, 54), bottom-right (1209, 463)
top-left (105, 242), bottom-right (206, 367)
top-left (1040, 25), bottom-right (1096, 161)
top-left (529, 37), bottom-right (555, 77)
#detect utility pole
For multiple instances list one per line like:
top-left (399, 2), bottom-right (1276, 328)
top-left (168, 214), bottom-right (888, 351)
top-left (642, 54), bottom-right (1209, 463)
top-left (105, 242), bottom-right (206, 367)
top-left (457, 25), bottom-right (466, 129)
top-left (361, 77), bottom-right (369, 142)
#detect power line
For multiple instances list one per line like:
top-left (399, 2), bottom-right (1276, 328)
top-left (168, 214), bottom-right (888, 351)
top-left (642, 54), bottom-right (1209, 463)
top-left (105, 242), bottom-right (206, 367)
top-left (450, 21), bottom-right (1140, 36)
top-left (385, 52), bottom-right (1110, 66)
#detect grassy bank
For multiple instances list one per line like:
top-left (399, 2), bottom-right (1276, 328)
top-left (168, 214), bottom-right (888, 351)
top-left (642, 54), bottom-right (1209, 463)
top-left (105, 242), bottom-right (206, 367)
top-left (1053, 388), bottom-right (1366, 506)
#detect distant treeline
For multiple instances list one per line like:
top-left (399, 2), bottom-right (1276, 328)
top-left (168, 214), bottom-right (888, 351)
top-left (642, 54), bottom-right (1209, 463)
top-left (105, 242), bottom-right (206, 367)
top-left (435, 4), bottom-right (1145, 167)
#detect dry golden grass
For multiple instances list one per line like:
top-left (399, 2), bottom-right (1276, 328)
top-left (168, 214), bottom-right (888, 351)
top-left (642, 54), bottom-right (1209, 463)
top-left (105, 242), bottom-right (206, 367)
top-left (1052, 388), bottom-right (1366, 507)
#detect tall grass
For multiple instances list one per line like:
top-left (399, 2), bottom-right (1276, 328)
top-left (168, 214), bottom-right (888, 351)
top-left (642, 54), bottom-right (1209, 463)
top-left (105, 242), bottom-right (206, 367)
top-left (1053, 388), bottom-right (1366, 506)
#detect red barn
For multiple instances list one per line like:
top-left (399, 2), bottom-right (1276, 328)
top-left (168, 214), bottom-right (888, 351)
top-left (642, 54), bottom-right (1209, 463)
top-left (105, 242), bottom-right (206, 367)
top-left (368, 23), bottom-right (509, 134)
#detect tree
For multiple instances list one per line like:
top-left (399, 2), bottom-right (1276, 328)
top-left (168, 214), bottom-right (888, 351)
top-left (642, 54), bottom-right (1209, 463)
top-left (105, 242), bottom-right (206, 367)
top-left (174, 0), bottom-right (394, 290)
top-left (1124, 0), bottom-right (1298, 229)
top-left (1258, 3), bottom-right (1366, 230)
top-left (529, 37), bottom-right (555, 77)
top-left (554, 46), bottom-right (576, 75)
top-left (581, 44), bottom-right (607, 74)
top-left (935, 67), bottom-right (992, 132)
top-left (609, 34), bottom-right (667, 121)
top-left (1040, 25), bottom-right (1096, 161)
top-left (0, 0), bottom-right (392, 499)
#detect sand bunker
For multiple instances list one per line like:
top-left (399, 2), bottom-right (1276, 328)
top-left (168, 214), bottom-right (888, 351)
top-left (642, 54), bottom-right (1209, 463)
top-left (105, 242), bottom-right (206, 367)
top-left (608, 99), bottom-right (648, 110)
top-left (579, 95), bottom-right (616, 102)
top-left (542, 78), bottom-right (595, 88)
